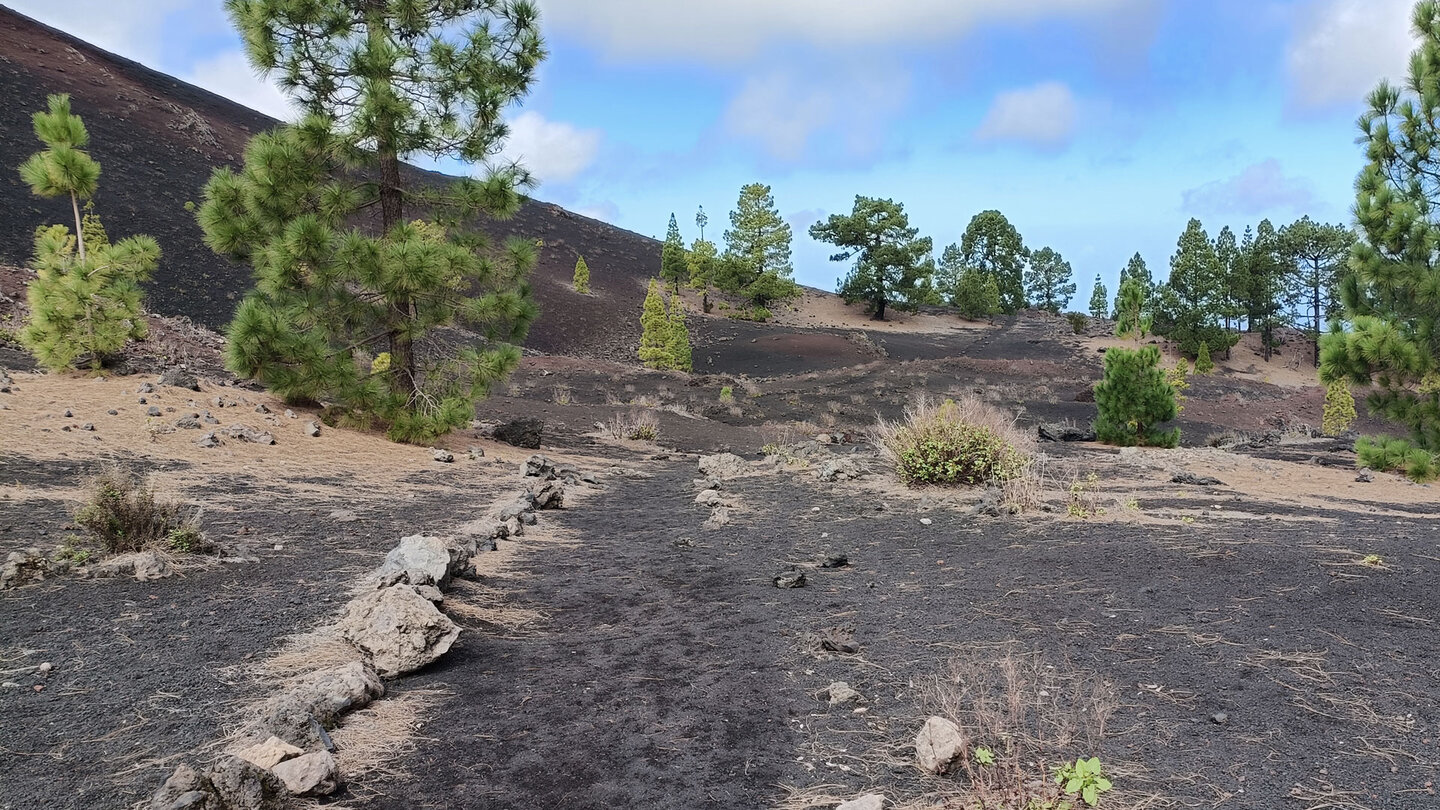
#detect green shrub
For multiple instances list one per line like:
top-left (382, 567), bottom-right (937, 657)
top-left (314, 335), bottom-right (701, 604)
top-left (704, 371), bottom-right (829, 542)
top-left (73, 467), bottom-right (206, 554)
top-left (1094, 346), bottom-right (1179, 448)
top-left (1065, 312), bottom-right (1089, 334)
top-left (728, 305), bottom-right (772, 322)
top-left (876, 397), bottom-right (1032, 487)
top-left (1323, 379), bottom-right (1357, 436)
top-left (719, 385), bottom-right (734, 402)
top-left (1357, 435), bottom-right (1439, 482)
top-left (1194, 341), bottom-right (1214, 374)
top-left (572, 255), bottom-right (590, 294)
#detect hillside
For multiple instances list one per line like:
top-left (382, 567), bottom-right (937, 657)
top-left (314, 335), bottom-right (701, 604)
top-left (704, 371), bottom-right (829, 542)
top-left (0, 4), bottom-right (661, 361)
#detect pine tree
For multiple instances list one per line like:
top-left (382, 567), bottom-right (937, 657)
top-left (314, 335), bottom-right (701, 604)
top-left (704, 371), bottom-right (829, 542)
top-left (1195, 341), bottom-right (1214, 374)
top-left (1114, 253), bottom-right (1153, 317)
top-left (661, 213), bottom-right (687, 291)
top-left (959, 210), bottom-right (1029, 313)
top-left (18, 95), bottom-right (157, 371)
top-left (638, 279), bottom-right (672, 369)
top-left (935, 242), bottom-right (965, 303)
top-left (1114, 276), bottom-right (1150, 341)
top-left (572, 255), bottom-right (590, 294)
top-left (1322, 379), bottom-right (1357, 436)
top-left (1155, 218), bottom-right (1236, 358)
top-left (1088, 276), bottom-right (1108, 320)
top-left (720, 182), bottom-right (797, 306)
top-left (811, 196), bottom-right (934, 321)
top-left (1241, 219), bottom-right (1289, 361)
top-left (954, 269), bottom-right (1001, 321)
top-left (687, 237), bottom-right (718, 313)
top-left (1213, 225), bottom-right (1242, 332)
top-left (695, 205), bottom-right (708, 242)
top-left (203, 1), bottom-right (543, 443)
top-left (1322, 1), bottom-right (1440, 463)
top-left (1094, 345), bottom-right (1180, 448)
top-left (1280, 217), bottom-right (1355, 366)
top-left (1023, 246), bottom-right (1076, 313)
top-left (667, 294), bottom-right (692, 372)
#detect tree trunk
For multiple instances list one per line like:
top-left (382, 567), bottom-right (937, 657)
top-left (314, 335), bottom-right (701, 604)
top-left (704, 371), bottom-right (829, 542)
top-left (368, 5), bottom-right (416, 400)
top-left (1311, 284), bottom-right (1322, 368)
top-left (71, 192), bottom-right (85, 262)
top-left (873, 298), bottom-right (887, 321)
top-left (702, 290), bottom-right (710, 314)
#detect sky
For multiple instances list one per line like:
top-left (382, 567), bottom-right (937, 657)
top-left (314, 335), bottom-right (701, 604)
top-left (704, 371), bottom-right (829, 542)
top-left (7, 0), bottom-right (1423, 307)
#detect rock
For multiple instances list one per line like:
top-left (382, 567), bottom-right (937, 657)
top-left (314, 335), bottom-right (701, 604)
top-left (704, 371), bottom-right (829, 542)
top-left (468, 445), bottom-right (485, 460)
top-left (235, 736), bottom-right (303, 770)
top-left (494, 418), bottom-right (544, 449)
top-left (270, 750), bottom-right (339, 796)
top-left (773, 569), bottom-right (806, 589)
top-left (148, 765), bottom-right (218, 810)
top-left (915, 716), bottom-right (964, 775)
top-left (304, 421), bottom-right (320, 438)
top-left (337, 585), bottom-right (460, 678)
top-left (972, 488), bottom-right (1007, 517)
top-left (820, 554), bottom-right (849, 569)
top-left (698, 452), bottom-right (749, 480)
top-left (694, 489), bottom-right (724, 507)
top-left (107, 409), bottom-right (118, 415)
top-left (175, 415), bottom-right (202, 429)
top-left (1210, 711), bottom-right (1229, 725)
top-left (81, 423), bottom-right (95, 431)
top-left (827, 681), bottom-right (862, 706)
top-left (284, 409), bottom-right (296, 419)
top-left (243, 662), bottom-right (384, 748)
top-left (1356, 471), bottom-right (1373, 483)
top-left (432, 448), bottom-right (454, 463)
top-left (1, 548), bottom-right (51, 589)
top-left (1038, 423), bottom-right (1097, 442)
top-left (196, 432), bottom-right (221, 448)
top-left (919, 518), bottom-right (933, 526)
top-left (530, 479), bottom-right (565, 510)
top-left (1172, 472), bottom-right (1224, 487)
top-left (137, 383), bottom-right (155, 394)
top-left (158, 367), bottom-right (200, 391)
top-left (817, 458), bottom-right (863, 482)
top-left (90, 550), bottom-right (171, 581)
top-left (523, 454), bottom-right (559, 479)
top-left (836, 795), bottom-right (887, 810)
top-left (703, 507), bottom-right (731, 530)
top-left (206, 755), bottom-right (287, 810)
top-left (224, 424), bottom-right (276, 445)
top-left (376, 534), bottom-right (462, 589)
top-left (254, 404), bottom-right (271, 414)
top-left (147, 406), bottom-right (163, 417)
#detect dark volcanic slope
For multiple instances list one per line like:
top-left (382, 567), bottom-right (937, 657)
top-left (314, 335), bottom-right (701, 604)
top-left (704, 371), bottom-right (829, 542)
top-left (0, 5), bottom-right (659, 360)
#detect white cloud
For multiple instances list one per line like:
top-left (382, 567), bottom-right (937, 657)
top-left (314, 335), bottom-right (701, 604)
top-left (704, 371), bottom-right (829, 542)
top-left (539, 0), bottom-right (1146, 63)
top-left (722, 66), bottom-right (910, 165)
top-left (499, 111), bottom-right (602, 185)
top-left (1286, 0), bottom-right (1417, 111)
top-left (974, 82), bottom-right (1080, 149)
top-left (184, 51), bottom-right (296, 121)
top-left (1181, 159), bottom-right (1318, 216)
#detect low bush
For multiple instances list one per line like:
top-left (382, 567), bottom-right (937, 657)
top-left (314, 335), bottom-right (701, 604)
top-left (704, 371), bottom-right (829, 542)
top-left (73, 467), bottom-right (206, 554)
top-left (607, 410), bottom-right (660, 442)
top-left (1094, 346), bottom-right (1179, 448)
top-left (1322, 379), bottom-right (1357, 436)
top-left (1356, 436), bottom-right (1438, 482)
top-left (1065, 312), bottom-right (1089, 334)
top-left (875, 396), bottom-right (1033, 487)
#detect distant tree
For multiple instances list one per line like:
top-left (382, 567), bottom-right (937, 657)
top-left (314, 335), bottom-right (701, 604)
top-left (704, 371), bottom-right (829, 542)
top-left (206, 0), bottom-right (543, 443)
top-left (935, 242), bottom-right (965, 303)
top-left (1322, 0), bottom-right (1440, 468)
top-left (661, 213), bottom-right (687, 291)
top-left (1212, 225), bottom-right (1243, 332)
top-left (1094, 345), bottom-right (1180, 448)
top-left (1088, 276), bottom-right (1108, 320)
top-left (1155, 218), bottom-right (1236, 358)
top-left (695, 205), bottom-right (708, 242)
top-left (1114, 252), bottom-right (1153, 317)
top-left (638, 279), bottom-right (671, 369)
top-left (667, 294), bottom-right (692, 372)
top-left (1239, 219), bottom-right (1289, 361)
top-left (572, 255), bottom-right (590, 294)
top-left (1280, 216), bottom-right (1355, 366)
top-left (18, 95), bottom-right (156, 371)
top-left (954, 268), bottom-right (1001, 321)
top-left (810, 196), bottom-right (934, 321)
top-left (1195, 341), bottom-right (1214, 374)
top-left (687, 237), bottom-right (718, 313)
top-left (720, 182), bottom-right (797, 306)
top-left (959, 210), bottom-right (1029, 313)
top-left (1114, 276), bottom-right (1150, 341)
top-left (1024, 246), bottom-right (1076, 313)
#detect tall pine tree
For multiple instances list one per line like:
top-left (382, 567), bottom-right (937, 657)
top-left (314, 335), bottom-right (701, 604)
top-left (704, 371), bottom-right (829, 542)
top-left (811, 196), bottom-right (934, 321)
top-left (18, 95), bottom-right (157, 371)
top-left (661, 213), bottom-right (686, 291)
top-left (1281, 216), bottom-right (1354, 366)
top-left (204, 0), bottom-right (544, 443)
top-left (1114, 252), bottom-right (1153, 317)
top-left (1023, 246), bottom-right (1076, 313)
top-left (959, 210), bottom-right (1029, 314)
top-left (1088, 276), bottom-right (1108, 320)
top-left (1322, 0), bottom-right (1440, 461)
top-left (720, 182), bottom-right (797, 306)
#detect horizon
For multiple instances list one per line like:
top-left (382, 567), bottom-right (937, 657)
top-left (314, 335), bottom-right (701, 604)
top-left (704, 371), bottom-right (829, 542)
top-left (4, 0), bottom-right (1415, 308)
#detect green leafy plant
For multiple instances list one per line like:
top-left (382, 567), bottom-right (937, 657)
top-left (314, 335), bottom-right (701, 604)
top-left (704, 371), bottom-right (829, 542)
top-left (719, 386), bottom-right (734, 403)
top-left (1362, 554), bottom-right (1385, 567)
top-left (1065, 312), bottom-right (1089, 334)
top-left (572, 255), bottom-right (591, 294)
top-left (1356, 436), bottom-right (1439, 482)
top-left (974, 747), bottom-right (996, 766)
top-left (1055, 757), bottom-right (1113, 807)
top-left (1164, 358), bottom-right (1191, 415)
top-left (876, 396), bottom-right (1033, 487)
top-left (1067, 472), bottom-right (1102, 518)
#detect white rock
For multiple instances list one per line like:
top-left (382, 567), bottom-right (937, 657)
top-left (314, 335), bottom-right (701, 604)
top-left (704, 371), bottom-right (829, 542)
top-left (827, 681), bottom-right (862, 706)
top-left (338, 586), bottom-right (460, 677)
top-left (377, 534), bottom-right (454, 588)
top-left (836, 795), bottom-right (887, 810)
top-left (270, 750), bottom-right (339, 796)
top-left (694, 489), bottom-right (723, 507)
top-left (235, 735), bottom-right (303, 770)
top-left (915, 716), bottom-right (964, 775)
top-left (698, 453), bottom-right (749, 480)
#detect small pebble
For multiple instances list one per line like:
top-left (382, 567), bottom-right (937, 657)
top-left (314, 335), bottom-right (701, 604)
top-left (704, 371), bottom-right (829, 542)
top-left (63, 409), bottom-right (72, 418)
top-left (107, 409), bottom-right (118, 415)
top-left (147, 406), bottom-right (161, 417)
top-left (1211, 711), bottom-right (1228, 725)
top-left (138, 397), bottom-right (147, 404)
top-left (82, 423), bottom-right (94, 431)
top-left (920, 518), bottom-right (933, 526)
top-left (37, 662), bottom-right (52, 674)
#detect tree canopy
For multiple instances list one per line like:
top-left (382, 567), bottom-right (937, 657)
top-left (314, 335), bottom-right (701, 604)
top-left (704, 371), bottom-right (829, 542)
top-left (959, 210), bottom-right (1029, 314)
top-left (811, 196), bottom-right (934, 321)
top-left (719, 182), bottom-right (797, 306)
top-left (1024, 246), bottom-right (1076, 313)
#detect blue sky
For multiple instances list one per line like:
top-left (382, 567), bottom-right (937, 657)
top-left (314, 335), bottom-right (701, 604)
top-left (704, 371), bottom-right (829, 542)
top-left (9, 0), bottom-right (1421, 307)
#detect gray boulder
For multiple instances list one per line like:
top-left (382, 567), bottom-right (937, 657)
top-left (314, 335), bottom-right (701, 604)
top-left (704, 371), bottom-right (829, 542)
top-left (827, 681), bottom-right (862, 706)
top-left (817, 458), bottom-right (864, 482)
top-left (158, 367), bottom-right (200, 391)
top-left (432, 448), bottom-right (454, 463)
top-left (1172, 472), bottom-right (1224, 487)
top-left (698, 452), bottom-right (749, 480)
top-left (377, 534), bottom-right (455, 589)
top-left (836, 796), bottom-right (887, 810)
top-left (494, 418), bottom-right (544, 449)
top-left (1, 548), bottom-right (50, 589)
top-left (224, 424), bottom-right (276, 445)
top-left (207, 756), bottom-right (287, 810)
top-left (338, 586), bottom-right (460, 678)
top-left (530, 479), bottom-right (565, 510)
top-left (915, 716), bottom-right (963, 775)
top-left (148, 765), bottom-right (218, 810)
top-left (241, 661), bottom-right (383, 748)
top-left (270, 750), bottom-right (340, 796)
top-left (1038, 423), bottom-right (1097, 443)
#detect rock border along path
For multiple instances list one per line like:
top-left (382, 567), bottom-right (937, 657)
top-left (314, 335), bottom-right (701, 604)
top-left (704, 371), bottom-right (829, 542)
top-left (146, 454), bottom-right (589, 810)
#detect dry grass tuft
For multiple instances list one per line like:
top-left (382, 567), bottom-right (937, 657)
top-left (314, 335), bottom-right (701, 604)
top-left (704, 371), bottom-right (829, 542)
top-left (874, 394), bottom-right (1035, 488)
top-left (442, 580), bottom-right (547, 637)
top-left (326, 686), bottom-right (448, 785)
top-left (256, 626), bottom-right (363, 681)
top-left (607, 409), bottom-right (660, 442)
